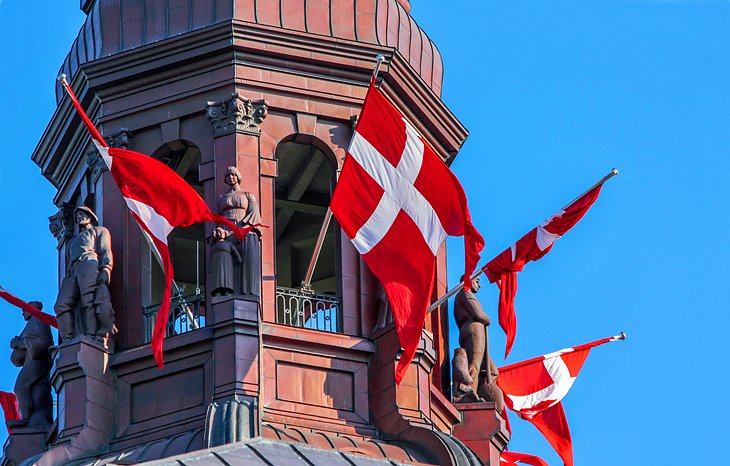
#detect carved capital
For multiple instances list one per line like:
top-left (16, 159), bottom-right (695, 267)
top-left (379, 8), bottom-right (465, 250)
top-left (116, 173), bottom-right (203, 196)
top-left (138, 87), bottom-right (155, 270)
top-left (206, 94), bottom-right (268, 137)
top-left (87, 129), bottom-right (131, 182)
top-left (105, 128), bottom-right (132, 149)
top-left (86, 150), bottom-right (107, 183)
top-left (48, 203), bottom-right (75, 242)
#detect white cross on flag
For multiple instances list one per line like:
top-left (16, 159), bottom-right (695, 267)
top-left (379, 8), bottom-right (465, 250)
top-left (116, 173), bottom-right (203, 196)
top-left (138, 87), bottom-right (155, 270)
top-left (497, 334), bottom-right (624, 466)
top-left (60, 78), bottom-right (256, 368)
top-left (331, 82), bottom-right (484, 383)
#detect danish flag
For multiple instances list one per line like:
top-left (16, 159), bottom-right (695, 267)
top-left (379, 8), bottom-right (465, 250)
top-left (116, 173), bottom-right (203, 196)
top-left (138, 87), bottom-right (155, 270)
top-left (483, 180), bottom-right (610, 357)
top-left (500, 451), bottom-right (547, 466)
top-left (60, 77), bottom-right (254, 368)
top-left (0, 391), bottom-right (20, 433)
top-left (497, 334), bottom-right (625, 466)
top-left (331, 81), bottom-right (484, 383)
top-left (0, 284), bottom-right (58, 328)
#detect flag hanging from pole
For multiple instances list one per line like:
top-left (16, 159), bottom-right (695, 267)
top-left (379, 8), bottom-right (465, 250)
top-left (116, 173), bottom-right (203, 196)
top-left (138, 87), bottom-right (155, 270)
top-left (500, 451), bottom-right (548, 466)
top-left (0, 391), bottom-right (20, 433)
top-left (497, 333), bottom-right (625, 466)
top-left (483, 178), bottom-right (611, 358)
top-left (59, 76), bottom-right (257, 368)
top-left (0, 285), bottom-right (58, 328)
top-left (331, 80), bottom-right (484, 384)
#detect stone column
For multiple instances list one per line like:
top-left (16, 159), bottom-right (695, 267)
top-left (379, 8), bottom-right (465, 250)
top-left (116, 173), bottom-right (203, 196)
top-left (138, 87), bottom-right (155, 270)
top-left (33, 337), bottom-right (114, 466)
top-left (452, 403), bottom-right (510, 465)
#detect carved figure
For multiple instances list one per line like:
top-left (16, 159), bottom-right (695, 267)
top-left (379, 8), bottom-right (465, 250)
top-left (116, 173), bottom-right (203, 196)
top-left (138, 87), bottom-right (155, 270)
top-left (452, 276), bottom-right (503, 410)
top-left (8, 301), bottom-right (53, 429)
top-left (371, 282), bottom-right (395, 334)
top-left (216, 166), bottom-right (262, 296)
top-left (208, 227), bottom-right (242, 297)
top-left (53, 206), bottom-right (114, 342)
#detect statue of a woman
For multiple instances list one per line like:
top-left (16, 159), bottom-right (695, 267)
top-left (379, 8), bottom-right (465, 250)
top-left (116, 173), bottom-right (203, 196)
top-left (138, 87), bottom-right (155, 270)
top-left (216, 166), bottom-right (262, 296)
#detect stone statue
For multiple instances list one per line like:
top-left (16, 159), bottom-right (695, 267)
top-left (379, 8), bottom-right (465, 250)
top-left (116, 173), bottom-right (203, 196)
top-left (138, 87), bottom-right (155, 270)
top-left (8, 301), bottom-right (53, 429)
top-left (452, 276), bottom-right (503, 411)
top-left (53, 206), bottom-right (115, 343)
top-left (216, 166), bottom-right (262, 297)
top-left (371, 282), bottom-right (394, 334)
top-left (208, 227), bottom-right (242, 297)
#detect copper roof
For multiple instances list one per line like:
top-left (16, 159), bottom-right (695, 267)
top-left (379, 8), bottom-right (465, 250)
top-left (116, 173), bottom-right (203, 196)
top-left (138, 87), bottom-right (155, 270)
top-left (57, 0), bottom-right (443, 101)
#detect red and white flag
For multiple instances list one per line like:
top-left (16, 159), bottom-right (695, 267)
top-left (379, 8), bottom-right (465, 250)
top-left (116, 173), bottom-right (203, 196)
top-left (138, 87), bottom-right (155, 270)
top-left (331, 81), bottom-right (484, 384)
top-left (0, 391), bottom-right (20, 433)
top-left (497, 334), bottom-right (624, 466)
top-left (500, 451), bottom-right (548, 466)
top-left (0, 285), bottom-right (58, 328)
top-left (483, 180), bottom-right (609, 357)
top-left (60, 78), bottom-right (256, 368)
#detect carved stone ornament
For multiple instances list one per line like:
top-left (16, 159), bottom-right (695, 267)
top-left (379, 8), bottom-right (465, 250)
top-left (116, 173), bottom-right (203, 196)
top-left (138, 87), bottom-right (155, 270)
top-left (206, 93), bottom-right (268, 136)
top-left (86, 129), bottom-right (131, 182)
top-left (105, 128), bottom-right (132, 150)
top-left (48, 202), bottom-right (75, 241)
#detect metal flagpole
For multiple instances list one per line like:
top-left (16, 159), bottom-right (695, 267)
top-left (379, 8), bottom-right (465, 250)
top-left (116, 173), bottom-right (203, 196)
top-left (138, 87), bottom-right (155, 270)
top-left (498, 332), bottom-right (626, 372)
top-left (300, 55), bottom-right (386, 291)
top-left (140, 229), bottom-right (199, 330)
top-left (427, 168), bottom-right (619, 313)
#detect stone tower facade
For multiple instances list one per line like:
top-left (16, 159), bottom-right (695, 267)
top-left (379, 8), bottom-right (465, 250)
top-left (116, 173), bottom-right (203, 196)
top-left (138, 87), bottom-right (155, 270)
top-left (2, 1), bottom-right (509, 465)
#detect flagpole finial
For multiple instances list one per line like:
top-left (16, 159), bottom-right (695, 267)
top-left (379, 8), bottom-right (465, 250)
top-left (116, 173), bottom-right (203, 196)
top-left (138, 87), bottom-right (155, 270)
top-left (611, 168), bottom-right (619, 176)
top-left (372, 55), bottom-right (385, 82)
top-left (57, 74), bottom-right (68, 85)
top-left (618, 331), bottom-right (627, 340)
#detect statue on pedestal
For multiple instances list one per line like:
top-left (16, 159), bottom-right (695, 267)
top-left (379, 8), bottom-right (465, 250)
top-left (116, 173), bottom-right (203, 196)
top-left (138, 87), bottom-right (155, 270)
top-left (452, 276), bottom-right (503, 411)
top-left (53, 206), bottom-right (115, 343)
top-left (8, 301), bottom-right (53, 430)
top-left (216, 166), bottom-right (262, 297)
top-left (209, 227), bottom-right (243, 297)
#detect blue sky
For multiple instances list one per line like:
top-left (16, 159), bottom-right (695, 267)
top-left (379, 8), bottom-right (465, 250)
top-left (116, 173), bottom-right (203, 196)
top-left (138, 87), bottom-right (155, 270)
top-left (0, 1), bottom-right (728, 464)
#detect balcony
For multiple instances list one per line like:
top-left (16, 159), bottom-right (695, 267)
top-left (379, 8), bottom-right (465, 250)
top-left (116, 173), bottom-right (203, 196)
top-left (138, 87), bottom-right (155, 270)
top-left (142, 293), bottom-right (206, 343)
top-left (275, 286), bottom-right (341, 333)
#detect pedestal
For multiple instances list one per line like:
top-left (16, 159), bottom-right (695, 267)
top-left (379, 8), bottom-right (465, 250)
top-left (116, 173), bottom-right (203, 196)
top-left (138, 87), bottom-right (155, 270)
top-left (1, 428), bottom-right (48, 465)
top-left (452, 402), bottom-right (510, 465)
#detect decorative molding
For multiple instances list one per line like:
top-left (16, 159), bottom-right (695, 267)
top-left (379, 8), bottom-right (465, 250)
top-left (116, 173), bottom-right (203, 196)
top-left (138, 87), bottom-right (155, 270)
top-left (86, 129), bottom-right (132, 182)
top-left (48, 202), bottom-right (75, 242)
top-left (105, 128), bottom-right (132, 149)
top-left (206, 94), bottom-right (268, 137)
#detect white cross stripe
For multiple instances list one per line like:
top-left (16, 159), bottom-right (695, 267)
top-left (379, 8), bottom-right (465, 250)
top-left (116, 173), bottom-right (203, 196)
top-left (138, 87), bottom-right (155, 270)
top-left (91, 139), bottom-right (114, 170)
top-left (535, 210), bottom-right (565, 251)
top-left (348, 119), bottom-right (448, 256)
top-left (123, 197), bottom-right (174, 245)
top-left (505, 355), bottom-right (576, 416)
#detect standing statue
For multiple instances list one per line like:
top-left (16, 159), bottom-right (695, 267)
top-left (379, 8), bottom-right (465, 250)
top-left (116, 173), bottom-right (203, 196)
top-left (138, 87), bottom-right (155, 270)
top-left (216, 166), bottom-right (262, 297)
top-left (208, 227), bottom-right (242, 297)
top-left (53, 206), bottom-right (115, 343)
top-left (8, 301), bottom-right (53, 430)
top-left (452, 276), bottom-right (503, 411)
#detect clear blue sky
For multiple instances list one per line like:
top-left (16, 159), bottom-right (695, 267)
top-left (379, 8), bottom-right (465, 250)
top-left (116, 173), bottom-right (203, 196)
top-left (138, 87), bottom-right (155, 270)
top-left (0, 1), bottom-right (728, 464)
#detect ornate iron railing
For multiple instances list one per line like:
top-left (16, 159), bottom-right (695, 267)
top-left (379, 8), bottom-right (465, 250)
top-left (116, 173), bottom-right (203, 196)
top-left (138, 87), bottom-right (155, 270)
top-left (275, 286), bottom-right (341, 333)
top-left (142, 293), bottom-right (206, 343)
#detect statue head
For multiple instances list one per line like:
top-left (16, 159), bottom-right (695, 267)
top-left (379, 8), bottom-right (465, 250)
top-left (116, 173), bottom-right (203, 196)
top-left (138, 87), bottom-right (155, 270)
top-left (24, 301), bottom-right (43, 321)
top-left (74, 205), bottom-right (98, 227)
top-left (460, 275), bottom-right (481, 293)
top-left (212, 226), bottom-right (228, 241)
top-left (224, 166), bottom-right (242, 187)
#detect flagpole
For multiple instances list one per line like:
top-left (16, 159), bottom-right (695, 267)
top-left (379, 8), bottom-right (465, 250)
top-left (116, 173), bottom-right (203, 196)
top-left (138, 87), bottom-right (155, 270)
top-left (498, 332), bottom-right (626, 373)
top-left (301, 55), bottom-right (386, 291)
top-left (426, 169), bottom-right (619, 313)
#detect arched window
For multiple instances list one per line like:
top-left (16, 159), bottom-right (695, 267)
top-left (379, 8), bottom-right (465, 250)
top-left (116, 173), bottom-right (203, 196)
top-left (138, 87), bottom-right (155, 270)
top-left (141, 140), bottom-right (206, 342)
top-left (274, 140), bottom-right (340, 332)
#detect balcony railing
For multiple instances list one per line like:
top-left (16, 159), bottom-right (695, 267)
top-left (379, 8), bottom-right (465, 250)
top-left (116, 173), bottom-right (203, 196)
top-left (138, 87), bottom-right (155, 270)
top-left (275, 286), bottom-right (341, 333)
top-left (142, 293), bottom-right (206, 343)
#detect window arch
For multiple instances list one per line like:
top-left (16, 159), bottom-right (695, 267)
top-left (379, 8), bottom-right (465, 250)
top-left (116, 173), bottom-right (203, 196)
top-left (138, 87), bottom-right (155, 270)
top-left (274, 139), bottom-right (340, 332)
top-left (141, 140), bottom-right (206, 342)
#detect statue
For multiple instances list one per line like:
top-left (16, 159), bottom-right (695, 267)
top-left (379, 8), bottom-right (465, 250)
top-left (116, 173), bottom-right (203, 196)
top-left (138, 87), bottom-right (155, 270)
top-left (371, 282), bottom-right (394, 334)
top-left (216, 166), bottom-right (262, 297)
top-left (452, 276), bottom-right (503, 411)
top-left (208, 227), bottom-right (242, 297)
top-left (53, 206), bottom-right (115, 343)
top-left (8, 301), bottom-right (53, 430)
